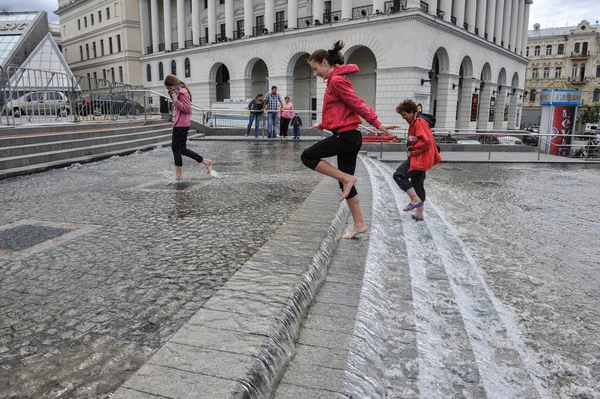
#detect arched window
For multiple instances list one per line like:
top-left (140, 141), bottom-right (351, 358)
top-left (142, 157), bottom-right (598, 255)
top-left (158, 62), bottom-right (164, 81)
top-left (557, 44), bottom-right (564, 54)
top-left (572, 63), bottom-right (578, 79)
top-left (529, 89), bottom-right (537, 102)
top-left (184, 58), bottom-right (191, 78)
top-left (171, 60), bottom-right (176, 75)
top-left (582, 42), bottom-right (588, 56)
top-left (146, 64), bottom-right (152, 82)
top-left (545, 45), bottom-right (552, 56)
top-left (594, 88), bottom-right (600, 102)
top-left (574, 43), bottom-right (580, 53)
top-left (534, 46), bottom-right (541, 56)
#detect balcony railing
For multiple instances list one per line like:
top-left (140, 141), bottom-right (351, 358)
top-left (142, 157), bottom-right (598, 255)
top-left (171, 42), bottom-right (178, 51)
top-left (571, 51), bottom-right (589, 59)
top-left (274, 20), bottom-right (287, 32)
top-left (451, 16), bottom-right (457, 25)
top-left (215, 34), bottom-right (227, 42)
top-left (323, 10), bottom-right (341, 23)
top-left (253, 25), bottom-right (267, 36)
top-left (146, 46), bottom-right (153, 55)
top-left (420, 1), bottom-right (428, 12)
top-left (158, 43), bottom-right (165, 52)
top-left (199, 37), bottom-right (208, 46)
top-left (298, 16), bottom-right (313, 28)
top-left (570, 77), bottom-right (586, 84)
top-left (352, 5), bottom-right (373, 18)
top-left (384, 0), bottom-right (405, 13)
top-left (185, 40), bottom-right (193, 49)
top-left (234, 29), bottom-right (244, 39)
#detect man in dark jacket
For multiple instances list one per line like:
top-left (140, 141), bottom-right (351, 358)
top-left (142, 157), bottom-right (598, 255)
top-left (246, 93), bottom-right (264, 138)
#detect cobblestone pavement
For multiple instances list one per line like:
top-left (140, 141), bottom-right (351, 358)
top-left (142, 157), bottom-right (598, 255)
top-left (0, 140), bottom-right (322, 399)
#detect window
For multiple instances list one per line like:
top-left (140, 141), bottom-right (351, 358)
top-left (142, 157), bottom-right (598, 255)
top-left (204, 0), bottom-right (208, 8)
top-left (219, 0), bottom-right (224, 4)
top-left (531, 68), bottom-right (538, 79)
top-left (529, 89), bottom-right (536, 102)
top-left (171, 60), bottom-right (176, 75)
top-left (93, 72), bottom-right (97, 80)
top-left (79, 45), bottom-right (83, 61)
top-left (236, 19), bottom-right (244, 37)
top-left (114, 3), bottom-right (119, 17)
top-left (582, 42), bottom-right (588, 56)
top-left (87, 73), bottom-right (91, 79)
top-left (98, 10), bottom-right (102, 23)
top-left (91, 14), bottom-right (94, 25)
top-left (534, 45), bottom-right (540, 56)
top-left (103, 69), bottom-right (106, 80)
top-left (84, 16), bottom-right (87, 28)
top-left (572, 64), bottom-right (578, 79)
top-left (85, 43), bottom-right (89, 59)
top-left (220, 23), bottom-right (225, 39)
top-left (545, 45), bottom-right (552, 55)
top-left (275, 11), bottom-right (285, 32)
top-left (543, 67), bottom-right (550, 78)
top-left (557, 44), bottom-right (564, 54)
top-left (574, 43), bottom-right (580, 53)
top-left (78, 19), bottom-right (81, 30)
top-left (146, 64), bottom-right (152, 82)
top-left (205, 27), bottom-right (208, 41)
top-left (596, 65), bottom-right (600, 77)
top-left (116, 35), bottom-right (121, 52)
top-left (526, 47), bottom-right (529, 57)
top-left (119, 66), bottom-right (123, 82)
top-left (594, 88), bottom-right (600, 102)
top-left (107, 7), bottom-right (110, 19)
top-left (158, 62), bottom-right (164, 81)
top-left (555, 67), bottom-right (562, 78)
top-left (184, 58), bottom-right (190, 78)
top-left (111, 67), bottom-right (115, 82)
top-left (256, 15), bottom-right (264, 29)
top-left (109, 37), bottom-right (113, 54)
top-left (93, 42), bottom-right (97, 58)
top-left (100, 39), bottom-right (104, 56)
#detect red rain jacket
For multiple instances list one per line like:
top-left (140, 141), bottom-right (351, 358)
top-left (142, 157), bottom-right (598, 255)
top-left (407, 112), bottom-right (442, 171)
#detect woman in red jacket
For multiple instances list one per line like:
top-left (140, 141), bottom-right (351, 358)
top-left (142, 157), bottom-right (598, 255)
top-left (302, 41), bottom-right (398, 239)
top-left (393, 99), bottom-right (442, 221)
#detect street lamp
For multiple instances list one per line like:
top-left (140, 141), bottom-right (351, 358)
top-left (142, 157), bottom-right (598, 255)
top-left (421, 69), bottom-right (435, 85)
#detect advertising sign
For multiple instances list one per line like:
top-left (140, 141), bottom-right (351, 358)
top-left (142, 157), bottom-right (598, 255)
top-left (488, 96), bottom-right (496, 122)
top-left (549, 105), bottom-right (576, 156)
top-left (504, 104), bottom-right (509, 121)
top-left (470, 94), bottom-right (479, 122)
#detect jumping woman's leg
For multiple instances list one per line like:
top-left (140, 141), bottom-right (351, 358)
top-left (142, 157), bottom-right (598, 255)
top-left (179, 127), bottom-right (213, 174)
top-left (301, 134), bottom-right (358, 201)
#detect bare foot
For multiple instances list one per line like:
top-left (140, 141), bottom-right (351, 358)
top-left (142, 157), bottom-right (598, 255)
top-left (172, 175), bottom-right (183, 181)
top-left (204, 159), bottom-right (213, 174)
top-left (341, 224), bottom-right (368, 239)
top-left (340, 175), bottom-right (358, 201)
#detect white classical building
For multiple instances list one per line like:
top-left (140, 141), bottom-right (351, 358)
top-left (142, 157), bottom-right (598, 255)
top-left (113, 0), bottom-right (532, 129)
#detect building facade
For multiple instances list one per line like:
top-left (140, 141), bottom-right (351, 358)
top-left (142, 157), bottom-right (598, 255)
top-left (55, 0), bottom-right (143, 87)
top-left (522, 21), bottom-right (600, 127)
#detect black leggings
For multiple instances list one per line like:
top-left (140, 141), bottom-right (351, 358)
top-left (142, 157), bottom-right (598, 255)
top-left (301, 130), bottom-right (362, 199)
top-left (172, 126), bottom-right (203, 167)
top-left (393, 159), bottom-right (427, 202)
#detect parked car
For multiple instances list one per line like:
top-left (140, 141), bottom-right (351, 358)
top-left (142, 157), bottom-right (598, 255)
top-left (4, 90), bottom-right (70, 117)
top-left (478, 135), bottom-right (523, 145)
top-left (526, 125), bottom-right (540, 133)
top-left (521, 132), bottom-right (539, 146)
top-left (433, 133), bottom-right (458, 143)
top-left (360, 128), bottom-right (400, 143)
top-left (75, 93), bottom-right (145, 117)
top-left (583, 123), bottom-right (598, 136)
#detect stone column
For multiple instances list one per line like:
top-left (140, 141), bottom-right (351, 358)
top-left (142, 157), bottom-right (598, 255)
top-left (507, 88), bottom-right (519, 129)
top-left (139, 0), bottom-right (150, 54)
top-left (265, 0), bottom-right (275, 32)
top-left (177, 0), bottom-right (185, 48)
top-left (515, 0), bottom-right (525, 54)
top-left (244, 0), bottom-right (253, 36)
top-left (207, 0), bottom-right (216, 42)
top-left (493, 86), bottom-right (507, 129)
top-left (434, 73), bottom-right (460, 131)
top-left (465, 0), bottom-right (476, 32)
top-left (485, 0), bottom-right (496, 41)
top-left (494, 0), bottom-right (504, 44)
top-left (440, 0), bottom-right (452, 22)
top-left (477, 81), bottom-right (495, 130)
top-left (453, 0), bottom-right (465, 29)
top-left (228, 79), bottom-right (246, 101)
top-left (288, 0), bottom-right (298, 29)
top-left (341, 0), bottom-right (351, 21)
top-left (521, 0), bottom-right (531, 55)
top-left (151, 0), bottom-right (159, 53)
top-left (192, 0), bottom-right (200, 45)
top-left (457, 78), bottom-right (476, 130)
top-left (476, 0), bottom-right (486, 37)
top-left (225, 0), bottom-right (234, 38)
top-left (424, 0), bottom-right (437, 15)
top-left (509, 0), bottom-right (518, 51)
top-left (163, 0), bottom-right (172, 50)
top-left (501, 0), bottom-right (512, 48)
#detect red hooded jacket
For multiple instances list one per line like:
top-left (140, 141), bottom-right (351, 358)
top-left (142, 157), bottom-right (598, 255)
top-left (407, 113), bottom-right (442, 171)
top-left (318, 64), bottom-right (381, 133)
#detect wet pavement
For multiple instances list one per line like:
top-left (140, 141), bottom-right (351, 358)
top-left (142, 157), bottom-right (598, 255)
top-left (0, 140), bottom-right (321, 398)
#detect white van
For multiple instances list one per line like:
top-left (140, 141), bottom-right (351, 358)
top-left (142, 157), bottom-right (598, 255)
top-left (583, 123), bottom-right (598, 136)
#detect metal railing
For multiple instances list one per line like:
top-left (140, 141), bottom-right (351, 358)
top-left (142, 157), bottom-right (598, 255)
top-left (298, 16), bottom-right (313, 27)
top-left (323, 10), bottom-right (342, 23)
top-left (352, 5), bottom-right (373, 18)
top-left (274, 21), bottom-right (287, 32)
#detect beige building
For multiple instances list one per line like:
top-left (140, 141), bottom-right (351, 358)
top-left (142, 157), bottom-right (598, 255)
top-left (55, 0), bottom-right (143, 87)
top-left (522, 20), bottom-right (600, 126)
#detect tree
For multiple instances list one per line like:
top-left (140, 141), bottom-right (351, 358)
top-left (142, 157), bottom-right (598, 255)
top-left (577, 105), bottom-right (600, 131)
top-left (0, 5), bottom-right (12, 13)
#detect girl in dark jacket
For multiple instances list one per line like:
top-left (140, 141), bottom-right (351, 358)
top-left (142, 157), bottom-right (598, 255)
top-left (302, 40), bottom-right (398, 239)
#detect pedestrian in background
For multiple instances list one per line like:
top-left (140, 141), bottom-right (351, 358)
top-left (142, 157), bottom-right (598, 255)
top-left (393, 99), bottom-right (441, 221)
top-left (164, 74), bottom-right (213, 179)
top-left (301, 40), bottom-right (399, 239)
top-left (280, 96), bottom-right (294, 138)
top-left (291, 112), bottom-right (302, 139)
top-left (263, 86), bottom-right (283, 138)
top-left (246, 93), bottom-right (264, 138)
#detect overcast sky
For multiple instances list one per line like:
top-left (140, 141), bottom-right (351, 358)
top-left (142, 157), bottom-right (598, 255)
top-left (1, 0), bottom-right (599, 29)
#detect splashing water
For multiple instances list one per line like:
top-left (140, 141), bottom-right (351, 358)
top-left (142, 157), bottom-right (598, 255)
top-left (209, 169), bottom-right (220, 178)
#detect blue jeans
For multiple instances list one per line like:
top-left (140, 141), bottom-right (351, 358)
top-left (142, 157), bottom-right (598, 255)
top-left (266, 111), bottom-right (279, 138)
top-left (293, 126), bottom-right (300, 138)
top-left (246, 113), bottom-right (261, 137)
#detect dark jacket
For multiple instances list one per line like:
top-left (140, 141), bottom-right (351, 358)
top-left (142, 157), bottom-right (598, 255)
top-left (248, 99), bottom-right (263, 114)
top-left (291, 116), bottom-right (302, 127)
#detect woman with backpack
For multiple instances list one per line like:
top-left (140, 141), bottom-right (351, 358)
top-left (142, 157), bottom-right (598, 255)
top-left (164, 74), bottom-right (213, 180)
top-left (393, 99), bottom-right (441, 221)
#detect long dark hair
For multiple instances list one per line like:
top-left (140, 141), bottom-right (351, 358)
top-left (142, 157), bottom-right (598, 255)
top-left (308, 40), bottom-right (345, 66)
top-left (164, 74), bottom-right (191, 98)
